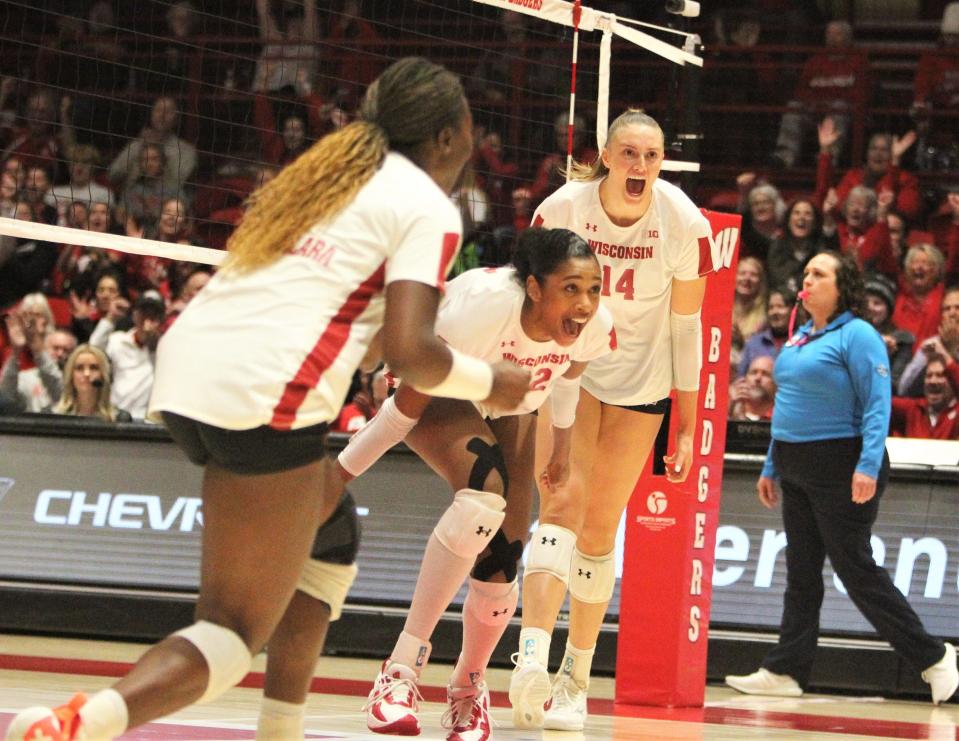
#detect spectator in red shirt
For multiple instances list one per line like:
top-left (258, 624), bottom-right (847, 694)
top-left (770, 21), bottom-right (870, 169)
top-left (0, 86), bottom-right (61, 177)
top-left (893, 244), bottom-right (947, 349)
top-left (334, 366), bottom-right (389, 433)
top-left (898, 286), bottom-right (959, 397)
top-left (928, 187), bottom-right (959, 283)
top-left (891, 357), bottom-right (959, 439)
top-left (815, 119), bottom-right (921, 225)
top-left (473, 127), bottom-right (520, 230)
top-left (822, 185), bottom-right (898, 276)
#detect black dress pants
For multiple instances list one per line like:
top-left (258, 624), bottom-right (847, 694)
top-left (761, 437), bottom-right (945, 687)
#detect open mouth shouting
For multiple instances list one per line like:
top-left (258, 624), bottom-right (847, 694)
top-left (561, 315), bottom-right (590, 343)
top-left (626, 176), bottom-right (646, 198)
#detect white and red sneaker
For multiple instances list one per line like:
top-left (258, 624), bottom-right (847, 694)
top-left (5, 693), bottom-right (88, 741)
top-left (364, 660), bottom-right (423, 736)
top-left (442, 682), bottom-right (492, 741)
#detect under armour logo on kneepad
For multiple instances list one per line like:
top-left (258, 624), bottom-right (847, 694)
top-left (542, 536), bottom-right (557, 546)
top-left (476, 525), bottom-right (492, 536)
top-left (578, 569), bottom-right (592, 579)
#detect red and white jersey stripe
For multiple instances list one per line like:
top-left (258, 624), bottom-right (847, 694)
top-left (533, 178), bottom-right (711, 406)
top-left (149, 153), bottom-right (462, 430)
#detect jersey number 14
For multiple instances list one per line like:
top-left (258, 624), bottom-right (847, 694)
top-left (601, 266), bottom-right (635, 300)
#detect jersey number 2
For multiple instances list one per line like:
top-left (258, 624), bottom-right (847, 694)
top-left (531, 367), bottom-right (552, 391)
top-left (601, 266), bottom-right (635, 300)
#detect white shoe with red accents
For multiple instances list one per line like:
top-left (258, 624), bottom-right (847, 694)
top-left (5, 693), bottom-right (91, 741)
top-left (364, 660), bottom-right (423, 736)
top-left (442, 682), bottom-right (492, 741)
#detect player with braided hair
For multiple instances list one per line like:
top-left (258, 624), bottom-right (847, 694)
top-left (4, 57), bottom-right (529, 741)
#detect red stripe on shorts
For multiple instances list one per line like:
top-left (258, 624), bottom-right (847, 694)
top-left (532, 214), bottom-right (545, 227)
top-left (270, 262), bottom-right (386, 430)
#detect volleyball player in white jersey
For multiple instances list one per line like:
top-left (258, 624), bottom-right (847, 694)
top-left (508, 110), bottom-right (713, 732)
top-left (335, 227), bottom-right (613, 740)
top-left (4, 58), bottom-right (529, 741)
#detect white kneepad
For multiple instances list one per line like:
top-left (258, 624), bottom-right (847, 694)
top-left (569, 548), bottom-right (616, 604)
top-left (524, 524), bottom-right (576, 584)
top-left (297, 558), bottom-right (359, 621)
top-left (174, 620), bottom-right (252, 703)
top-left (434, 488), bottom-right (506, 558)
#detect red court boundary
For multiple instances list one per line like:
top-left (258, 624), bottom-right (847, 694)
top-left (1, 653), bottom-right (955, 739)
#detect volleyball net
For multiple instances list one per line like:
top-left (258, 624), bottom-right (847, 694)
top-left (0, 0), bottom-right (702, 290)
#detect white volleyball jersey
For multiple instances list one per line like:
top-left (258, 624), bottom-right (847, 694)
top-left (149, 152), bottom-right (462, 430)
top-left (532, 178), bottom-right (712, 405)
top-left (436, 267), bottom-right (614, 420)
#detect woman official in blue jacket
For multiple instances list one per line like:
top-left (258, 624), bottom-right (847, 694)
top-left (725, 250), bottom-right (958, 705)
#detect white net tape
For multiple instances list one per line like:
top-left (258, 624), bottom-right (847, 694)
top-left (0, 216), bottom-right (225, 267)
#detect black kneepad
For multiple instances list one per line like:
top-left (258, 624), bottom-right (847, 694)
top-left (309, 489), bottom-right (361, 565)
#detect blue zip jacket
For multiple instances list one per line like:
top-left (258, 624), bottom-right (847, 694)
top-left (761, 311), bottom-right (891, 480)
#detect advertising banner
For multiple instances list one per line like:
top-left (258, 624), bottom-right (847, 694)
top-left (614, 210), bottom-right (741, 706)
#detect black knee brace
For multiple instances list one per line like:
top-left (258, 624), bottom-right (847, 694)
top-left (466, 437), bottom-right (509, 495)
top-left (310, 490), bottom-right (361, 565)
top-left (473, 529), bottom-right (524, 582)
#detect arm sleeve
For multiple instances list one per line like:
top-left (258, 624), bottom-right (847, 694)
top-left (761, 440), bottom-right (777, 479)
top-left (34, 351), bottom-right (63, 402)
top-left (88, 318), bottom-right (115, 350)
top-left (814, 152), bottom-right (836, 210)
top-left (897, 349), bottom-right (928, 397)
top-left (845, 322), bottom-right (892, 478)
top-left (0, 354), bottom-right (19, 398)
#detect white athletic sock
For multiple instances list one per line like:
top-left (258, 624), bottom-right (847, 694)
top-left (394, 533), bottom-right (473, 673)
top-left (450, 578), bottom-right (518, 689)
top-left (390, 630), bottom-right (432, 676)
top-left (77, 688), bottom-right (128, 740)
top-left (558, 641), bottom-right (595, 688)
top-left (518, 626), bottom-right (552, 667)
top-left (256, 696), bottom-right (305, 740)
top-left (337, 395), bottom-right (418, 477)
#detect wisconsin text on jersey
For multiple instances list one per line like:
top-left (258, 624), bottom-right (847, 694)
top-left (502, 351), bottom-right (571, 367)
top-left (588, 239), bottom-right (655, 261)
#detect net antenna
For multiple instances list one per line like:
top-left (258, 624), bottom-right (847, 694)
top-left (471, 0), bottom-right (703, 174)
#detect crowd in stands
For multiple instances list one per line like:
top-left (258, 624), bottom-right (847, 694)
top-left (0, 0), bottom-right (957, 440)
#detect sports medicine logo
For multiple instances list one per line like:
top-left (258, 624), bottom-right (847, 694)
top-left (637, 490), bottom-right (676, 532)
top-left (646, 491), bottom-right (667, 515)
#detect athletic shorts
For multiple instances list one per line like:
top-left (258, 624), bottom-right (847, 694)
top-left (608, 396), bottom-right (671, 415)
top-left (162, 412), bottom-right (329, 475)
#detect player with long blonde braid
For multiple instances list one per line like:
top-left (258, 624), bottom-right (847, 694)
top-left (4, 57), bottom-right (529, 741)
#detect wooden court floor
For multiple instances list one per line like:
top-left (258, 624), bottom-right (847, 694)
top-left (1, 634), bottom-right (956, 740)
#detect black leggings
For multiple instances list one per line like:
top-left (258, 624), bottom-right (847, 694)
top-left (762, 437), bottom-right (945, 687)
